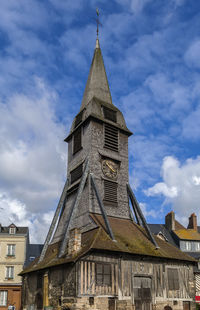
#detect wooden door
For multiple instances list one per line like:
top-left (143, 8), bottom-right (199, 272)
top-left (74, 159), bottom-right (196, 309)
top-left (133, 276), bottom-right (152, 310)
top-left (183, 301), bottom-right (190, 310)
top-left (12, 290), bottom-right (21, 310)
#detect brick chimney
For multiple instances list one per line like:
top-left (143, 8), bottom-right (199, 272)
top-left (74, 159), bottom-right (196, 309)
top-left (165, 211), bottom-right (175, 231)
top-left (187, 213), bottom-right (197, 231)
top-left (68, 228), bottom-right (81, 255)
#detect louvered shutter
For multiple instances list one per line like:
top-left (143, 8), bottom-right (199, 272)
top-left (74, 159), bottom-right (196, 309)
top-left (73, 127), bottom-right (82, 154)
top-left (104, 123), bottom-right (118, 152)
top-left (104, 180), bottom-right (117, 204)
top-left (70, 164), bottom-right (83, 184)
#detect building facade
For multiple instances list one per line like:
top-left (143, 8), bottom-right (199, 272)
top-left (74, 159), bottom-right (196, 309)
top-left (0, 223), bottom-right (29, 310)
top-left (21, 38), bottom-right (197, 310)
top-left (149, 212), bottom-right (200, 304)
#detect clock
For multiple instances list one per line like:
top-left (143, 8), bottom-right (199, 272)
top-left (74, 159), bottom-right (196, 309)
top-left (102, 159), bottom-right (118, 180)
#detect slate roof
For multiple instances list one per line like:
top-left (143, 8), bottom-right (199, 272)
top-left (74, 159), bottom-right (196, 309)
top-left (0, 224), bottom-right (28, 235)
top-left (21, 214), bottom-right (196, 275)
top-left (148, 224), bottom-right (177, 247)
top-left (24, 244), bottom-right (44, 267)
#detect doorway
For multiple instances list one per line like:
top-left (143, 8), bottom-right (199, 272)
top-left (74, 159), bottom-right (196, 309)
top-left (133, 276), bottom-right (152, 310)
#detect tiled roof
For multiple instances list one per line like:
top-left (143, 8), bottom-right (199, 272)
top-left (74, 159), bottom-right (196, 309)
top-left (173, 229), bottom-right (200, 241)
top-left (21, 214), bottom-right (196, 275)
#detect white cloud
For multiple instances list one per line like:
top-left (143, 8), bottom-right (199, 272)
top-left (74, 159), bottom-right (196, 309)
top-left (145, 156), bottom-right (200, 222)
top-left (0, 78), bottom-right (68, 242)
top-left (184, 39), bottom-right (200, 69)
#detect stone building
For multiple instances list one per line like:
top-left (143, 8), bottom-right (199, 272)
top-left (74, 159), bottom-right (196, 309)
top-left (21, 38), bottom-right (197, 310)
top-left (0, 223), bottom-right (29, 310)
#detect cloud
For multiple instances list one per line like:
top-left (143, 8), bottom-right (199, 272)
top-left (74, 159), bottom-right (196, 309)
top-left (0, 78), bottom-right (69, 242)
top-left (145, 156), bottom-right (200, 222)
top-left (184, 39), bottom-right (200, 69)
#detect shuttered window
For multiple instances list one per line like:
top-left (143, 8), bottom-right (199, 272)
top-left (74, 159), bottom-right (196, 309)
top-left (104, 180), bottom-right (117, 204)
top-left (0, 291), bottom-right (7, 306)
top-left (167, 268), bottom-right (179, 290)
top-left (70, 163), bottom-right (83, 184)
top-left (5, 266), bottom-right (14, 279)
top-left (96, 263), bottom-right (111, 286)
top-left (73, 127), bottom-right (82, 154)
top-left (103, 107), bottom-right (116, 123)
top-left (104, 123), bottom-right (118, 152)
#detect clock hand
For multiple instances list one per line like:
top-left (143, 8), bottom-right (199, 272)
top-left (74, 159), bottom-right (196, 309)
top-left (106, 162), bottom-right (116, 173)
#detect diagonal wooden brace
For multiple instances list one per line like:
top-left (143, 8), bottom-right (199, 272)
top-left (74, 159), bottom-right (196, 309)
top-left (127, 183), bottom-right (159, 249)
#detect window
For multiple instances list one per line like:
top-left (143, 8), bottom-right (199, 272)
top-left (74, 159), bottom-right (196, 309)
top-left (104, 180), bottom-right (118, 205)
top-left (70, 163), bottom-right (83, 184)
top-left (103, 107), bottom-right (117, 123)
top-left (6, 266), bottom-right (14, 279)
top-left (9, 227), bottom-right (16, 234)
top-left (104, 123), bottom-right (118, 152)
top-left (7, 244), bottom-right (16, 256)
top-left (29, 256), bottom-right (35, 262)
top-left (73, 127), bottom-right (82, 154)
top-left (96, 263), bottom-right (111, 286)
top-left (0, 291), bottom-right (7, 306)
top-left (167, 268), bottom-right (179, 290)
top-left (185, 241), bottom-right (191, 251)
top-left (196, 242), bottom-right (200, 251)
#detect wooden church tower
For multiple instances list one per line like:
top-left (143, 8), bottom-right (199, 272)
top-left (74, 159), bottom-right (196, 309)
top-left (21, 37), bottom-right (196, 310)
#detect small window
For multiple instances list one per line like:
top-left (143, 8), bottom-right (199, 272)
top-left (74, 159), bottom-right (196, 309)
top-left (185, 241), bottom-right (191, 251)
top-left (70, 163), bottom-right (83, 184)
top-left (29, 256), bottom-right (35, 262)
top-left (104, 123), bottom-right (118, 152)
top-left (9, 227), bottom-right (16, 234)
top-left (104, 180), bottom-right (118, 205)
top-left (167, 268), bottom-right (179, 290)
top-left (73, 127), bottom-right (82, 154)
top-left (196, 242), bottom-right (200, 251)
top-left (6, 266), bottom-right (14, 279)
top-left (96, 263), bottom-right (111, 286)
top-left (0, 291), bottom-right (8, 306)
top-left (7, 244), bottom-right (15, 256)
top-left (103, 107), bottom-right (117, 123)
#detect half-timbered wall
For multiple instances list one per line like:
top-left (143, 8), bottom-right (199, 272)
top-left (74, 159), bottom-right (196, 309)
top-left (78, 253), bottom-right (195, 303)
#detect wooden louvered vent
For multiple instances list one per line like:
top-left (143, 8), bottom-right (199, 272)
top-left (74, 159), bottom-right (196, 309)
top-left (104, 180), bottom-right (117, 205)
top-left (70, 163), bottom-right (83, 184)
top-left (73, 127), bottom-right (82, 154)
top-left (104, 123), bottom-right (118, 152)
top-left (103, 107), bottom-right (117, 123)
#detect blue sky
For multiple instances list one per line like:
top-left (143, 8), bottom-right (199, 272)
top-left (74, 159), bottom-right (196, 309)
top-left (0, 0), bottom-right (200, 243)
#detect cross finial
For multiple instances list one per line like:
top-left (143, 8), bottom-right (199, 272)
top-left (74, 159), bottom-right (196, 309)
top-left (96, 8), bottom-right (101, 37)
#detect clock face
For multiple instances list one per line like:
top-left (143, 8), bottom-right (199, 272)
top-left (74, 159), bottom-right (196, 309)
top-left (102, 159), bottom-right (118, 180)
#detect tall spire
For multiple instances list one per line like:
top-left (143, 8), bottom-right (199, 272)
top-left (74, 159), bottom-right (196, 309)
top-left (80, 38), bottom-right (112, 109)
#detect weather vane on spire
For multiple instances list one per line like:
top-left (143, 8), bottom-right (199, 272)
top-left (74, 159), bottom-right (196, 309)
top-left (96, 8), bottom-right (102, 37)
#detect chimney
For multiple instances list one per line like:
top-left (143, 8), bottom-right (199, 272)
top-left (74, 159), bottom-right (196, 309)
top-left (165, 211), bottom-right (175, 231)
top-left (187, 213), bottom-right (197, 231)
top-left (68, 228), bottom-right (81, 255)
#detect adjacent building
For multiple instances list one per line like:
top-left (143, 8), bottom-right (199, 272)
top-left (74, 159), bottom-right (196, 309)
top-left (0, 223), bottom-right (29, 310)
top-left (149, 212), bottom-right (200, 304)
top-left (21, 37), bottom-right (197, 310)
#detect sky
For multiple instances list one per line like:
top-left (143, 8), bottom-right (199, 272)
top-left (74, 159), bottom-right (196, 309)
top-left (0, 0), bottom-right (200, 243)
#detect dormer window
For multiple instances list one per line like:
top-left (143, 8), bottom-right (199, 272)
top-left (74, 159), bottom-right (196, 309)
top-left (9, 227), bottom-right (16, 234)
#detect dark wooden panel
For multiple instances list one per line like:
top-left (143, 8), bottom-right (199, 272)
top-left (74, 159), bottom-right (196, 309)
top-left (73, 127), bottom-right (82, 154)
